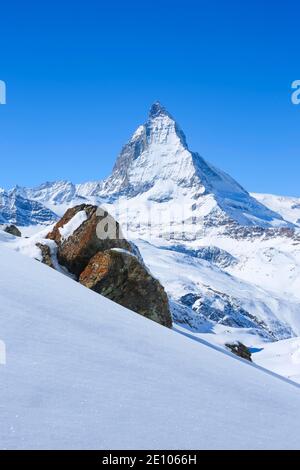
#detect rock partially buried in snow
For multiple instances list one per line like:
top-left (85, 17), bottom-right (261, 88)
top-left (46, 204), bottom-right (172, 328)
top-left (226, 342), bottom-right (252, 362)
top-left (79, 249), bottom-right (172, 328)
top-left (1, 224), bottom-right (22, 237)
top-left (36, 243), bottom-right (55, 269)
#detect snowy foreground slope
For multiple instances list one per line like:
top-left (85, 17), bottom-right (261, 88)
top-left (1, 246), bottom-right (300, 449)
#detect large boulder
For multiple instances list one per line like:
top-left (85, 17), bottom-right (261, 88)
top-left (47, 204), bottom-right (134, 277)
top-left (46, 204), bottom-right (172, 328)
top-left (79, 249), bottom-right (172, 327)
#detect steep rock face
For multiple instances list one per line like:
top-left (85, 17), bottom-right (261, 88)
top-left (80, 250), bottom-right (172, 327)
top-left (46, 204), bottom-right (172, 327)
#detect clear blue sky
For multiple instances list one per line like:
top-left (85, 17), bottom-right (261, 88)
top-left (1, 0), bottom-right (299, 196)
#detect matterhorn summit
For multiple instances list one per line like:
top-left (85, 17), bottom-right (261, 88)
top-left (100, 101), bottom-right (288, 229)
top-left (9, 101), bottom-right (290, 230)
top-left (101, 101), bottom-right (199, 199)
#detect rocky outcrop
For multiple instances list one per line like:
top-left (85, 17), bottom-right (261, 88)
top-left (47, 204), bottom-right (134, 277)
top-left (46, 204), bottom-right (172, 328)
top-left (79, 249), bottom-right (171, 327)
top-left (1, 224), bottom-right (22, 237)
top-left (225, 342), bottom-right (252, 362)
top-left (36, 243), bottom-right (55, 269)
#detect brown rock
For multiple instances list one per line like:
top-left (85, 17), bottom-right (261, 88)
top-left (79, 249), bottom-right (172, 328)
top-left (225, 342), bottom-right (252, 362)
top-left (46, 204), bottom-right (172, 328)
top-left (47, 204), bottom-right (134, 277)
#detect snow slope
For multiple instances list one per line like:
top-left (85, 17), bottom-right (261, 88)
top-left (1, 246), bottom-right (300, 449)
top-left (252, 193), bottom-right (300, 227)
top-left (254, 337), bottom-right (300, 384)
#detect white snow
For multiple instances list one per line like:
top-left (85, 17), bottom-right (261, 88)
top-left (1, 246), bottom-right (300, 449)
top-left (58, 210), bottom-right (87, 241)
top-left (134, 239), bottom-right (300, 340)
top-left (252, 193), bottom-right (300, 226)
top-left (253, 337), bottom-right (300, 384)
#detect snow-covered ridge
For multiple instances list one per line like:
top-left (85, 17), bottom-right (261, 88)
top-left (0, 187), bottom-right (58, 226)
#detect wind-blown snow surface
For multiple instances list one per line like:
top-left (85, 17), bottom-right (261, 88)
top-left (1, 246), bottom-right (300, 450)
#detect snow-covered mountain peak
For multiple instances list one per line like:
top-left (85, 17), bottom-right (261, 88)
top-left (148, 101), bottom-right (172, 119)
top-left (1, 102), bottom-right (292, 230)
top-left (146, 101), bottom-right (188, 148)
top-left (101, 103), bottom-right (203, 199)
top-left (100, 103), bottom-right (289, 229)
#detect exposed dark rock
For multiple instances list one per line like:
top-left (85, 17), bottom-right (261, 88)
top-left (179, 288), bottom-right (279, 340)
top-left (47, 204), bottom-right (134, 277)
top-left (225, 342), bottom-right (252, 362)
top-left (36, 243), bottom-right (54, 269)
top-left (46, 204), bottom-right (172, 328)
top-left (2, 224), bottom-right (22, 237)
top-left (79, 249), bottom-right (172, 328)
top-left (180, 293), bottom-right (200, 307)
